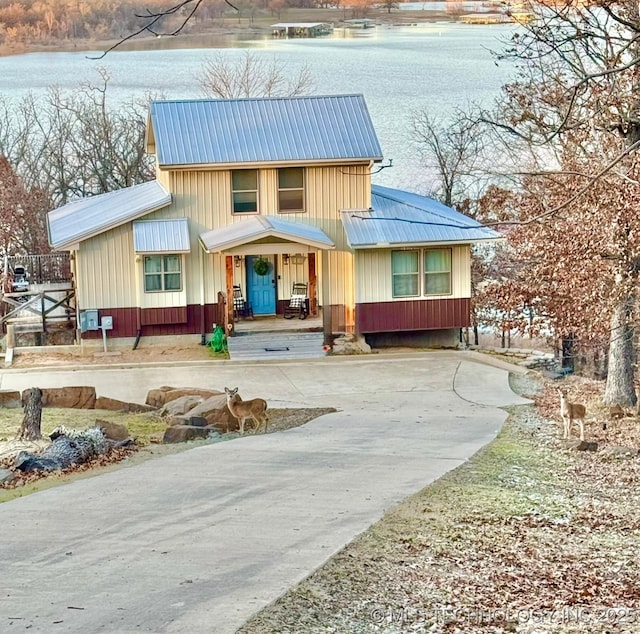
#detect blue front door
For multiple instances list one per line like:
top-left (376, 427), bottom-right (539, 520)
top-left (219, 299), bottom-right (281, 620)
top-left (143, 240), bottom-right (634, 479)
top-left (246, 255), bottom-right (276, 315)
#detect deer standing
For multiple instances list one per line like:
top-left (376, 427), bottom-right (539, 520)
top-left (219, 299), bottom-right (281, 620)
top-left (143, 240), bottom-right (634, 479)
top-left (557, 387), bottom-right (586, 441)
top-left (224, 387), bottom-right (269, 435)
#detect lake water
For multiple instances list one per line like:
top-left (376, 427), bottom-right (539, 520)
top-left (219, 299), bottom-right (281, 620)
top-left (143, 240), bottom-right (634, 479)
top-left (0, 23), bottom-right (516, 192)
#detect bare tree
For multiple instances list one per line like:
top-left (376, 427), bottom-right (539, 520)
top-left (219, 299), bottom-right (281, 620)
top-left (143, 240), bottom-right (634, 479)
top-left (410, 109), bottom-right (487, 208)
top-left (481, 0), bottom-right (640, 405)
top-left (0, 69), bottom-right (155, 207)
top-left (198, 51), bottom-right (314, 99)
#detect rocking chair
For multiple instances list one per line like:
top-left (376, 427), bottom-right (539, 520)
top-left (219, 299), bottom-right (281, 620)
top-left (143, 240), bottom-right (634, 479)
top-left (283, 283), bottom-right (309, 320)
top-left (232, 285), bottom-right (253, 319)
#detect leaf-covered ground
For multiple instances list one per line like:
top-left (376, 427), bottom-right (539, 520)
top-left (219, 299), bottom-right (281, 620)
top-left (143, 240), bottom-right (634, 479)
top-left (239, 373), bottom-right (640, 633)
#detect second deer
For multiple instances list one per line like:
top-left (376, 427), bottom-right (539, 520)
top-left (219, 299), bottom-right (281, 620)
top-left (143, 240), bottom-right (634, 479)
top-left (224, 387), bottom-right (269, 435)
top-left (557, 387), bottom-right (586, 441)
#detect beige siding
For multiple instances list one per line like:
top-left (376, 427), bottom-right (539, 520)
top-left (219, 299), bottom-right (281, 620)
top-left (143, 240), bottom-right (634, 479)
top-left (355, 245), bottom-right (471, 303)
top-left (78, 163), bottom-right (370, 310)
top-left (77, 224), bottom-right (137, 309)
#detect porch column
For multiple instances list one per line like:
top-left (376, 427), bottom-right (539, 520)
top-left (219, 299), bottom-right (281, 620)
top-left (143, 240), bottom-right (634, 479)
top-left (225, 255), bottom-right (234, 333)
top-left (321, 252), bottom-right (332, 346)
top-left (308, 252), bottom-right (317, 316)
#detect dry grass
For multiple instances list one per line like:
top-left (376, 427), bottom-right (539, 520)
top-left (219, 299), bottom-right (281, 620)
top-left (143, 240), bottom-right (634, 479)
top-left (239, 374), bottom-right (640, 634)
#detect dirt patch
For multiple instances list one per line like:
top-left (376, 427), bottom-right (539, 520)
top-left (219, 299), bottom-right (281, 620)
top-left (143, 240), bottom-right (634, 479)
top-left (238, 373), bottom-right (640, 634)
top-left (9, 344), bottom-right (225, 368)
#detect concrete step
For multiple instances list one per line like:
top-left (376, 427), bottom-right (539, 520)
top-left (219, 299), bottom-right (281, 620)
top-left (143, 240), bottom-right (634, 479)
top-left (227, 331), bottom-right (326, 361)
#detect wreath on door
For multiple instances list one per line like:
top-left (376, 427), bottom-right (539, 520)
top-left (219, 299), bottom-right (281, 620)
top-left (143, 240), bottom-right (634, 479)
top-left (253, 257), bottom-right (270, 276)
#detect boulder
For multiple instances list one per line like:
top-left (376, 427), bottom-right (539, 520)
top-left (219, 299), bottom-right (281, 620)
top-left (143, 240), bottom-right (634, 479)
top-left (162, 425), bottom-right (220, 444)
top-left (145, 386), bottom-right (177, 408)
top-left (331, 334), bottom-right (371, 355)
top-left (40, 387), bottom-right (96, 409)
top-left (0, 390), bottom-right (21, 408)
top-left (566, 439), bottom-right (598, 452)
top-left (159, 395), bottom-right (205, 417)
top-left (145, 387), bottom-right (220, 408)
top-left (95, 396), bottom-right (156, 413)
top-left (184, 394), bottom-right (238, 430)
top-left (95, 419), bottom-right (130, 442)
top-left (0, 468), bottom-right (15, 484)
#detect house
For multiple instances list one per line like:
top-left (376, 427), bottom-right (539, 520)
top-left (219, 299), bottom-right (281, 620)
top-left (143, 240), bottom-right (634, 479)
top-left (46, 94), bottom-right (500, 350)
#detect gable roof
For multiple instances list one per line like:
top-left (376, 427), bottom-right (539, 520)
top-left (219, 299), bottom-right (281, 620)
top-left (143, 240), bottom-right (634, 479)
top-left (148, 95), bottom-right (384, 168)
top-left (199, 215), bottom-right (335, 253)
top-left (48, 181), bottom-right (172, 250)
top-left (340, 185), bottom-right (502, 248)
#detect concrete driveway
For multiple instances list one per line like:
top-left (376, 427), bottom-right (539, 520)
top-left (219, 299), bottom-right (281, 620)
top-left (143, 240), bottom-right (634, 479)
top-left (0, 351), bottom-right (530, 633)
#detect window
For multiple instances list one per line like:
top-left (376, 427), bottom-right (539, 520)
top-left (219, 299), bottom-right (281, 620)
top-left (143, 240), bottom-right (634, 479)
top-left (278, 167), bottom-right (304, 213)
top-left (232, 170), bottom-right (258, 213)
top-left (424, 248), bottom-right (451, 295)
top-left (392, 250), bottom-right (419, 297)
top-left (391, 248), bottom-right (452, 297)
top-left (144, 255), bottom-right (182, 292)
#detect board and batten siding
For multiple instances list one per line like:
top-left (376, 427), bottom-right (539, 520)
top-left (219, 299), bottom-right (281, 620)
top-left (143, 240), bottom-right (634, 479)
top-left (354, 245), bottom-right (471, 303)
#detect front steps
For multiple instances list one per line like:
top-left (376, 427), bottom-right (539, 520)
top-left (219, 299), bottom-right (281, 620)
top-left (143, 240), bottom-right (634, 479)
top-left (227, 330), bottom-right (326, 361)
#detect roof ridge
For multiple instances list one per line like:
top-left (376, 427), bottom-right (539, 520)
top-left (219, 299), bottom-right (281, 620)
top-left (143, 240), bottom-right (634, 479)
top-left (151, 94), bottom-right (365, 106)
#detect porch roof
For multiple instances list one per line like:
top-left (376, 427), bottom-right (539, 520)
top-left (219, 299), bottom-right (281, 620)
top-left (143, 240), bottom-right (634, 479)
top-left (199, 216), bottom-right (335, 253)
top-left (133, 218), bottom-right (191, 253)
top-left (340, 185), bottom-right (502, 248)
top-left (47, 181), bottom-right (172, 250)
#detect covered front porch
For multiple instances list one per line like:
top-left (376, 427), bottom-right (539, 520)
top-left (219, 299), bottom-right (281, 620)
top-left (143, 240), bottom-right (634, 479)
top-left (199, 215), bottom-right (335, 339)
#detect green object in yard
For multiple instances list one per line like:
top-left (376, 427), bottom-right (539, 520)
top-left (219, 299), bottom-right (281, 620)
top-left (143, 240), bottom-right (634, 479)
top-left (211, 325), bottom-right (228, 353)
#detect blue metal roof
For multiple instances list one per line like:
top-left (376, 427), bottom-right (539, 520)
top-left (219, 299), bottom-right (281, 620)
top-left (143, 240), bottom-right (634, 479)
top-left (48, 181), bottom-right (172, 250)
top-left (133, 218), bottom-right (190, 253)
top-left (341, 185), bottom-right (502, 248)
top-left (199, 215), bottom-right (335, 253)
top-left (149, 95), bottom-right (384, 167)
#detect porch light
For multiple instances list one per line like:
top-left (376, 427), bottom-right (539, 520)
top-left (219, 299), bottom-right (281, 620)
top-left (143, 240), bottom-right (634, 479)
top-left (289, 254), bottom-right (307, 265)
top-left (283, 254), bottom-right (290, 265)
top-left (234, 255), bottom-right (243, 267)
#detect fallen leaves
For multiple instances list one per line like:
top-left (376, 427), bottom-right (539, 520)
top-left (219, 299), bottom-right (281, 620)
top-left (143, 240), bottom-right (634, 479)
top-left (239, 373), bottom-right (640, 634)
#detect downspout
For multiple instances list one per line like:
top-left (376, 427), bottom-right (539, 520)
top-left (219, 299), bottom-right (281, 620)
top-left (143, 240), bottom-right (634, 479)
top-left (200, 243), bottom-right (206, 345)
top-left (133, 307), bottom-right (142, 350)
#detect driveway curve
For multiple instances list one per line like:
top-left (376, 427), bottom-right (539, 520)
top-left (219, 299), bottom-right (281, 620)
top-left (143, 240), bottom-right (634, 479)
top-left (0, 351), bottom-right (530, 633)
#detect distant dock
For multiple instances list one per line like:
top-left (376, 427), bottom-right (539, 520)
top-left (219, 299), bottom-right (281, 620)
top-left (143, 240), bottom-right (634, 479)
top-left (271, 22), bottom-right (334, 38)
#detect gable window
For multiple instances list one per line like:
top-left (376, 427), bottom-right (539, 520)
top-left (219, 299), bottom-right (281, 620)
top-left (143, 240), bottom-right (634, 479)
top-left (278, 167), bottom-right (305, 213)
top-left (424, 248), bottom-right (452, 295)
top-left (144, 255), bottom-right (182, 292)
top-left (232, 170), bottom-right (258, 214)
top-left (392, 250), bottom-right (419, 297)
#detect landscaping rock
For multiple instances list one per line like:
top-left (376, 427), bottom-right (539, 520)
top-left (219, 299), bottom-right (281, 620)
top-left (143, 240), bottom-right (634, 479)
top-left (184, 394), bottom-right (237, 429)
top-left (95, 396), bottom-right (156, 413)
top-left (146, 387), bottom-right (220, 408)
top-left (159, 395), bottom-right (205, 417)
top-left (162, 425), bottom-right (219, 444)
top-left (145, 386), bottom-right (177, 408)
top-left (0, 468), bottom-right (14, 484)
top-left (95, 419), bottom-right (130, 442)
top-left (331, 334), bottom-right (371, 355)
top-left (566, 439), bottom-right (598, 452)
top-left (40, 386), bottom-right (96, 409)
top-left (0, 390), bottom-right (21, 408)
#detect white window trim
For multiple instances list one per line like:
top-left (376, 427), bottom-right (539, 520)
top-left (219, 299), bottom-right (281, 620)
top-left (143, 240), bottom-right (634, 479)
top-left (391, 247), bottom-right (453, 298)
top-left (277, 167), bottom-right (305, 214)
top-left (231, 169), bottom-right (259, 215)
top-left (143, 254), bottom-right (183, 293)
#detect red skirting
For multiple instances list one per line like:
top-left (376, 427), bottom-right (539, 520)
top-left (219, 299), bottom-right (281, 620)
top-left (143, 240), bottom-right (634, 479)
top-left (356, 298), bottom-right (470, 334)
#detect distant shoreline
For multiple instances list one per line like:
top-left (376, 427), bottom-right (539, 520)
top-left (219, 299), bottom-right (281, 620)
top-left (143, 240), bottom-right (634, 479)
top-left (0, 9), bottom-right (491, 58)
